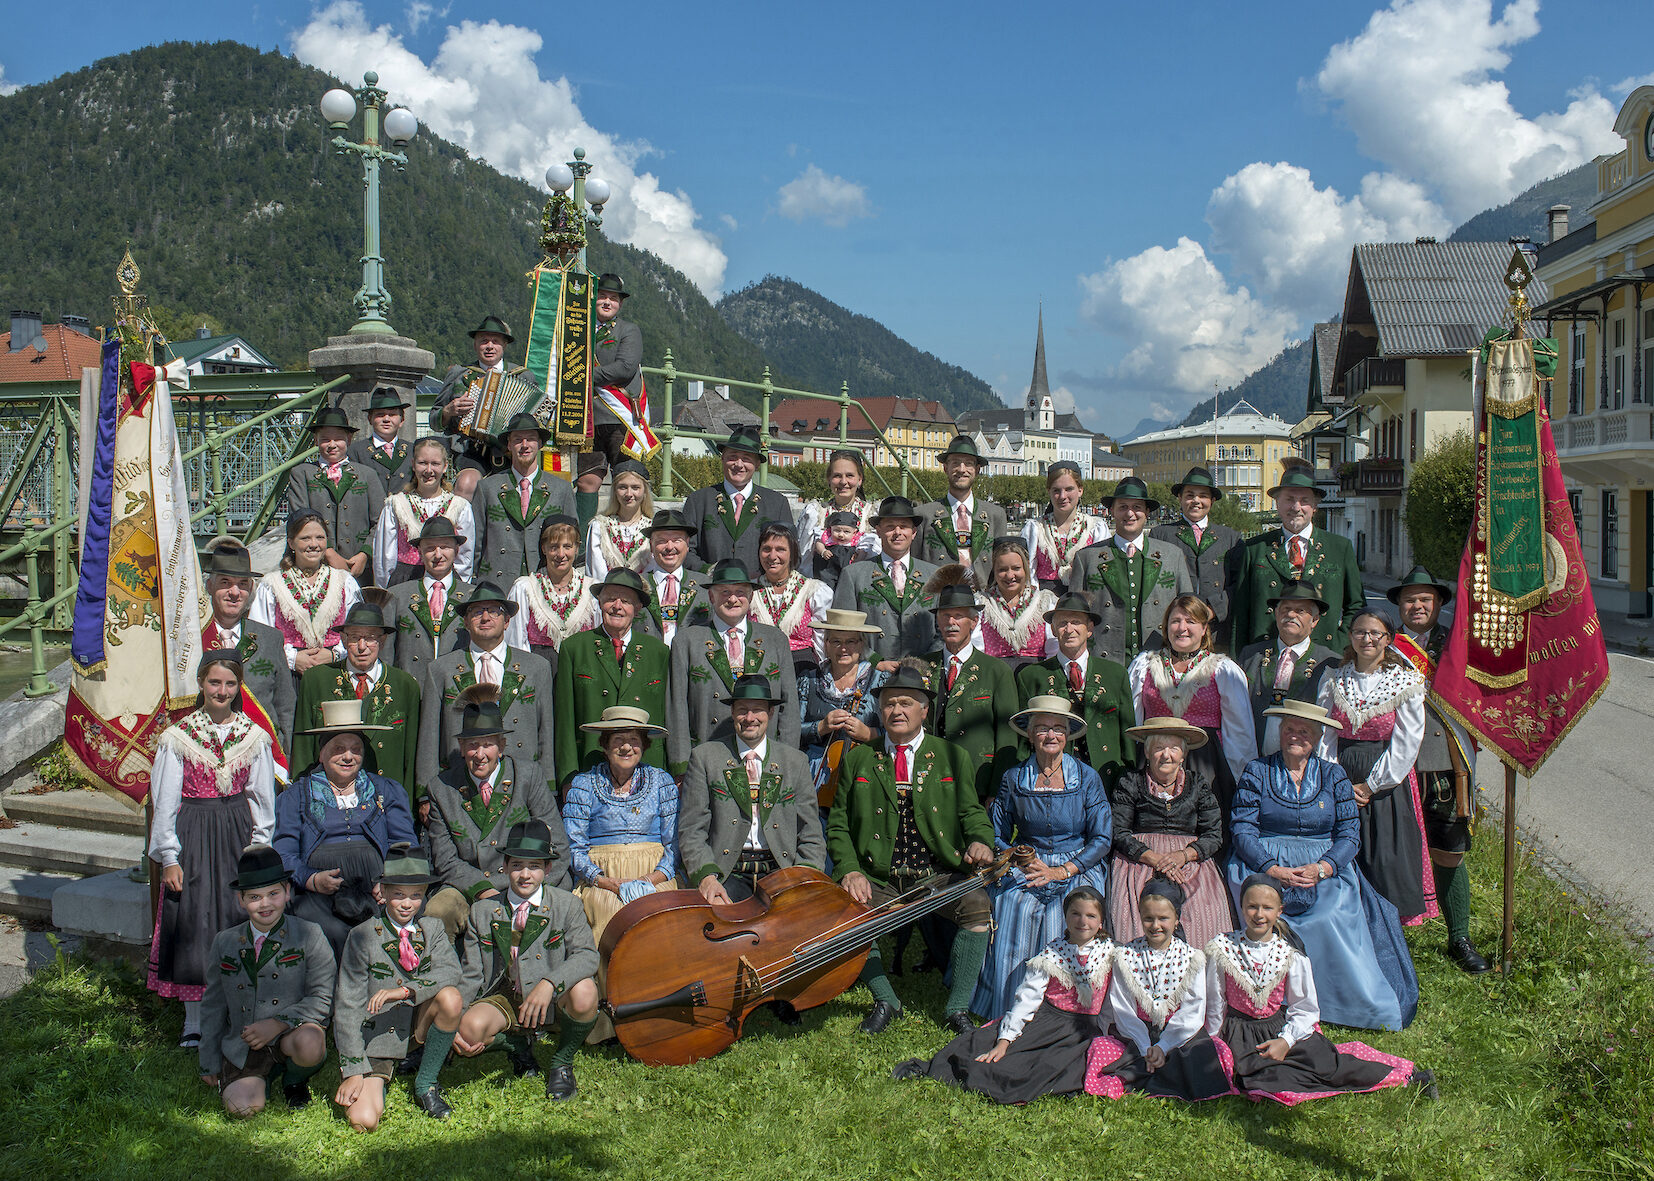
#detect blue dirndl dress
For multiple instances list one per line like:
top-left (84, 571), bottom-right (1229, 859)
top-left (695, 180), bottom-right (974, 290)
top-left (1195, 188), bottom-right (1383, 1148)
top-left (971, 753), bottom-right (1112, 1018)
top-left (1225, 753), bottom-right (1419, 1031)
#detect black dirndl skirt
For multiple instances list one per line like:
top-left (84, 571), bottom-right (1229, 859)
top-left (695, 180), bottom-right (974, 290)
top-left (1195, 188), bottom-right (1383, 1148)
top-left (1219, 1006), bottom-right (1398, 1101)
top-left (922, 1001), bottom-right (1097, 1104)
top-left (1339, 737), bottom-right (1427, 919)
top-left (150, 793), bottom-right (255, 995)
top-left (289, 838), bottom-right (386, 953)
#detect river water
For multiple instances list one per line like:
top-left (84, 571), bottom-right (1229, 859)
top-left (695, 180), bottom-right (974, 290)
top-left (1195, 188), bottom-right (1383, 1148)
top-left (0, 644), bottom-right (68, 700)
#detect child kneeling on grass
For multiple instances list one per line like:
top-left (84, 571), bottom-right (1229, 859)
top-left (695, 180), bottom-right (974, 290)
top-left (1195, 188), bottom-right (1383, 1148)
top-left (455, 820), bottom-right (601, 1101)
top-left (199, 845), bottom-right (335, 1116)
top-left (333, 852), bottom-right (465, 1128)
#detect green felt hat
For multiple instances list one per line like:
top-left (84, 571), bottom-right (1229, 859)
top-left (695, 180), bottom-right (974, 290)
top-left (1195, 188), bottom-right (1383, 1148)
top-left (876, 665), bottom-right (935, 701)
top-left (642, 508), bottom-right (697, 539)
top-left (502, 412), bottom-right (552, 444)
top-left (456, 685), bottom-right (506, 739)
top-left (938, 435), bottom-right (986, 465)
top-left (306, 406), bottom-right (358, 435)
top-left (1266, 468), bottom-right (1325, 500)
top-left (1170, 466), bottom-right (1224, 500)
top-left (1100, 476), bottom-right (1160, 513)
top-left (203, 544), bottom-right (259, 580)
top-left (469, 315), bottom-right (514, 343)
top-left (703, 559), bottom-right (757, 588)
top-left (1266, 580), bottom-right (1330, 614)
top-left (928, 583), bottom-right (980, 614)
top-left (501, 819), bottom-right (558, 862)
top-left (589, 567), bottom-right (651, 606)
top-left (595, 273), bottom-right (631, 299)
top-left (340, 603), bottom-right (394, 634)
top-left (715, 425), bottom-right (766, 459)
top-left (869, 495), bottom-right (923, 525)
top-left (231, 845), bottom-right (289, 892)
top-left (1044, 591), bottom-right (1102, 627)
top-left (416, 515), bottom-right (467, 546)
top-left (462, 580), bottom-right (520, 618)
top-left (378, 851), bottom-right (440, 887)
top-left (1387, 565), bottom-right (1454, 606)
top-left (366, 386), bottom-right (410, 412)
top-left (719, 674), bottom-right (785, 707)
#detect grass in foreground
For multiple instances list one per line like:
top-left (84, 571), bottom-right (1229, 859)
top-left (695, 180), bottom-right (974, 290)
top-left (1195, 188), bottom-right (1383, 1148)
top-left (1, 833), bottom-right (1650, 1181)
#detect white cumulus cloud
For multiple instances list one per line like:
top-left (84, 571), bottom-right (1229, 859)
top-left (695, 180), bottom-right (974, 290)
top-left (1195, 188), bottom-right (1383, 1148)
top-left (1315, 0), bottom-right (1622, 219)
top-left (1079, 238), bottom-right (1300, 399)
top-left (777, 165), bottom-right (872, 227)
top-left (0, 66), bottom-right (20, 96)
top-left (292, 1), bottom-right (727, 295)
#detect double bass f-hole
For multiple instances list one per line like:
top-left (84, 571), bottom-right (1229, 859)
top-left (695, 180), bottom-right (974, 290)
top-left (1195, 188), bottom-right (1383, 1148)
top-left (702, 922), bottom-right (760, 946)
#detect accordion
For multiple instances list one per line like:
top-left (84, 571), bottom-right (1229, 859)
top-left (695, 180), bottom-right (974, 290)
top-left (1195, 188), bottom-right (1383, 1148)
top-left (456, 370), bottom-right (555, 446)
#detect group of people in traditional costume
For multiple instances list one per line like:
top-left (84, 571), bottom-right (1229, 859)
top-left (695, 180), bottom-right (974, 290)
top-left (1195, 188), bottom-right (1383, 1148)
top-left (146, 301), bottom-right (1467, 1122)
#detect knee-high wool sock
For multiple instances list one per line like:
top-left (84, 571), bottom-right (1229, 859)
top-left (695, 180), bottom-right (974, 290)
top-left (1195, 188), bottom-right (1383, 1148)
top-left (946, 930), bottom-right (991, 1015)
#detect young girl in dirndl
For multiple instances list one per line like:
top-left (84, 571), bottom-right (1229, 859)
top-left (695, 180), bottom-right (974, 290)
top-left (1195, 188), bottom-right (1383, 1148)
top-left (371, 437), bottom-right (475, 586)
top-left (1203, 875), bottom-right (1434, 1105)
top-left (506, 516), bottom-right (600, 661)
top-left (584, 460), bottom-right (654, 580)
top-left (147, 651), bottom-right (277, 1048)
top-left (250, 510), bottom-right (362, 690)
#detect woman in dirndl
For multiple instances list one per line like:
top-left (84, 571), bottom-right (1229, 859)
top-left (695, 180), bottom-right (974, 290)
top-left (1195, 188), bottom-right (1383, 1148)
top-left (971, 695), bottom-right (1111, 1020)
top-left (973, 537), bottom-right (1058, 672)
top-left (250, 509), bottom-right (362, 691)
top-left (584, 459), bottom-right (654, 580)
top-left (1020, 461), bottom-right (1110, 592)
top-left (1107, 716), bottom-right (1232, 949)
top-left (506, 514), bottom-right (600, 663)
top-left (371, 437), bottom-right (475, 586)
top-left (147, 650), bottom-right (276, 1048)
top-left (563, 706), bottom-right (681, 1038)
top-left (751, 522), bottom-right (834, 674)
top-left (1317, 609), bottom-right (1438, 925)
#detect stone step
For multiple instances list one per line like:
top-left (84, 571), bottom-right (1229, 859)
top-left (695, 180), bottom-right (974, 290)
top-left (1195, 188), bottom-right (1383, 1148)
top-left (52, 870), bottom-right (153, 944)
top-left (0, 864), bottom-right (76, 922)
top-left (0, 820), bottom-right (143, 876)
top-left (1, 788), bottom-right (147, 837)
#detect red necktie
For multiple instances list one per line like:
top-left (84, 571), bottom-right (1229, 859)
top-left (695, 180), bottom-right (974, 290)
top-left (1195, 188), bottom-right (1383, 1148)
top-left (745, 751), bottom-right (762, 803)
top-left (1289, 536), bottom-right (1306, 572)
top-left (354, 673), bottom-right (369, 700)
top-left (519, 476), bottom-right (533, 515)
top-left (890, 560), bottom-right (906, 596)
top-left (428, 580), bottom-right (445, 620)
top-left (732, 491), bottom-right (745, 520)
top-left (895, 743), bottom-right (910, 784)
top-left (1192, 522), bottom-right (1204, 544)
top-left (726, 627), bottom-right (743, 668)
top-left (663, 573), bottom-right (678, 606)
top-left (613, 632), bottom-right (626, 663)
top-left (396, 925), bottom-right (419, 972)
top-left (479, 774), bottom-right (493, 807)
top-left (253, 931), bottom-right (266, 958)
top-left (512, 900), bottom-right (530, 950)
top-left (1068, 661), bottom-right (1085, 695)
top-left (1274, 647), bottom-right (1298, 690)
top-left (325, 462), bottom-right (343, 484)
top-left (948, 656), bottom-right (961, 692)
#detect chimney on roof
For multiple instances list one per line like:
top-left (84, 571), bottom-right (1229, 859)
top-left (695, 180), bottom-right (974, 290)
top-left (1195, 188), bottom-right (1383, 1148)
top-left (60, 315), bottom-right (91, 336)
top-left (1548, 204), bottom-right (1570, 244)
top-left (8, 310), bottom-right (42, 352)
top-left (196, 325), bottom-right (212, 340)
top-left (1414, 236), bottom-right (1437, 245)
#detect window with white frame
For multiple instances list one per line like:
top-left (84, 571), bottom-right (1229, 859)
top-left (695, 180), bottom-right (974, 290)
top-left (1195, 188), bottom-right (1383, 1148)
top-left (1571, 326), bottom-right (1586, 416)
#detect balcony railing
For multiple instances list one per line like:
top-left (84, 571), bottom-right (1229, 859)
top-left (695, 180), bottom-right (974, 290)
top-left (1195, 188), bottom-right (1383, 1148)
top-left (1339, 458), bottom-right (1406, 495)
top-left (1346, 357), bottom-right (1406, 401)
top-left (1556, 407), bottom-right (1654, 454)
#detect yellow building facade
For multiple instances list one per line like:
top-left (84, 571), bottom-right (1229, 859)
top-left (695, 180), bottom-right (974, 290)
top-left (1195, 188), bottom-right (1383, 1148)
top-left (1536, 85), bottom-right (1654, 619)
top-left (1122, 400), bottom-right (1296, 511)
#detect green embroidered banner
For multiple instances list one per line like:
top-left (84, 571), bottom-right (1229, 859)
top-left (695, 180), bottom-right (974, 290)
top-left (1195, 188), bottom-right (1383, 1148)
top-left (524, 265), bottom-right (593, 446)
top-left (1480, 334), bottom-right (1549, 607)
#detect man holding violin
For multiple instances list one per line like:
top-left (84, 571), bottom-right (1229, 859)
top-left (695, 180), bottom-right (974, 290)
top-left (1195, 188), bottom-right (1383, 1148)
top-left (680, 675), bottom-right (826, 909)
top-left (827, 666), bottom-right (995, 1036)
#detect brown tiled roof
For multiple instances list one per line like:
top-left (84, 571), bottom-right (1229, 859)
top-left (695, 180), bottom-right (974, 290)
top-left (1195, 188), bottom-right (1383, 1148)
top-left (770, 395), bottom-right (953, 436)
top-left (0, 325), bottom-right (103, 383)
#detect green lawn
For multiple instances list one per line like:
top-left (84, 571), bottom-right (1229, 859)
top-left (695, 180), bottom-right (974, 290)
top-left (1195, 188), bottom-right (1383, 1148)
top-left (2, 833), bottom-right (1651, 1181)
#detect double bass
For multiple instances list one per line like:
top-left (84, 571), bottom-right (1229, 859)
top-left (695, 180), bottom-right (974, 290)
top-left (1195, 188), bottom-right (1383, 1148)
top-left (599, 852), bottom-right (1023, 1066)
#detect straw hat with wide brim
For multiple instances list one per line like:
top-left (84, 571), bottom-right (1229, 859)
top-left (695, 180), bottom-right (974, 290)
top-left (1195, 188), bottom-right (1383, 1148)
top-left (1126, 715), bottom-right (1210, 749)
top-left (579, 705), bottom-right (668, 738)
top-left (1011, 694), bottom-right (1088, 739)
top-left (808, 608), bottom-right (884, 635)
top-left (1263, 699), bottom-right (1343, 731)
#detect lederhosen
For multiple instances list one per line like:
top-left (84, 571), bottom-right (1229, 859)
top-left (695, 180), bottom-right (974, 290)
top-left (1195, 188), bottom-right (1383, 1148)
top-left (731, 751), bottom-right (778, 887)
top-left (1399, 630), bottom-right (1474, 854)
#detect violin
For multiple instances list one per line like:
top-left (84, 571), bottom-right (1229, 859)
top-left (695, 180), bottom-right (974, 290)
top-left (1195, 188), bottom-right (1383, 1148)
top-left (600, 850), bottom-right (1023, 1066)
top-left (813, 682), bottom-right (866, 808)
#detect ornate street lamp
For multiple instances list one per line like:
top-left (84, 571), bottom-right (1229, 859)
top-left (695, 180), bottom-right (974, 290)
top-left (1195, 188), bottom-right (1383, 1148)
top-left (320, 71), bottom-right (419, 335)
top-left (542, 147), bottom-right (610, 272)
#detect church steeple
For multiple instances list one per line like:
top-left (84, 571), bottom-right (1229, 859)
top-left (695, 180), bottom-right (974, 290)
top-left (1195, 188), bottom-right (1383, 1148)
top-left (1026, 305), bottom-right (1053, 431)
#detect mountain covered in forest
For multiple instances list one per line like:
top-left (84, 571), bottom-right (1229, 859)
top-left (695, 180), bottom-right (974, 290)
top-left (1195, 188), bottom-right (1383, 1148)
top-left (716, 277), bottom-right (1006, 416)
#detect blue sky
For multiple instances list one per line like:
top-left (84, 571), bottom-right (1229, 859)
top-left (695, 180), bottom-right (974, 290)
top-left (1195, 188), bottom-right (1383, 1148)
top-left (4, 1), bottom-right (1650, 434)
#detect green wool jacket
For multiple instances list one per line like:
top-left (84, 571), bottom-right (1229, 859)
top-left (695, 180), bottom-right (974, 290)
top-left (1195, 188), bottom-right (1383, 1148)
top-left (827, 734), bottom-right (993, 887)
top-left (199, 914), bottom-right (336, 1076)
top-left (1015, 654), bottom-right (1137, 786)
top-left (553, 628), bottom-right (671, 787)
top-left (347, 435), bottom-right (413, 490)
top-left (1229, 527), bottom-right (1365, 654)
top-left (924, 647), bottom-right (1020, 801)
top-left (332, 911), bottom-right (461, 1077)
top-left (291, 662), bottom-right (421, 797)
top-left (459, 887), bottom-right (599, 1003)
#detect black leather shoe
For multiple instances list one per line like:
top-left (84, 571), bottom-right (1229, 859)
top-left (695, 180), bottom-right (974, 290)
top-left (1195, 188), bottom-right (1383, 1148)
top-left (509, 1045), bottom-right (541, 1078)
top-left (1447, 937), bottom-right (1492, 975)
top-left (768, 1000), bottom-right (803, 1027)
top-left (1411, 1067), bottom-right (1439, 1100)
top-left (545, 1063), bottom-right (578, 1101)
top-left (891, 1058), bottom-right (927, 1081)
top-left (414, 1084), bottom-right (452, 1119)
top-left (282, 1081), bottom-right (311, 1109)
top-left (859, 1000), bottom-right (900, 1034)
top-left (395, 1047), bottom-right (424, 1076)
top-left (944, 1011), bottom-right (976, 1036)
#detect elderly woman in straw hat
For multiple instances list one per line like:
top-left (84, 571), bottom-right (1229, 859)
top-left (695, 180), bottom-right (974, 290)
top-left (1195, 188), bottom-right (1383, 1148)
top-left (1107, 716), bottom-right (1229, 949)
top-left (1226, 699), bottom-right (1419, 1032)
top-left (971, 694), bottom-right (1112, 1020)
top-left (798, 609), bottom-right (890, 793)
top-left (273, 698), bottom-right (413, 955)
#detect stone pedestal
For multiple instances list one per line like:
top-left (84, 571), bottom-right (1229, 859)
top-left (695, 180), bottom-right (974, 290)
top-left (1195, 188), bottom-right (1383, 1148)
top-left (307, 333), bottom-right (437, 440)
